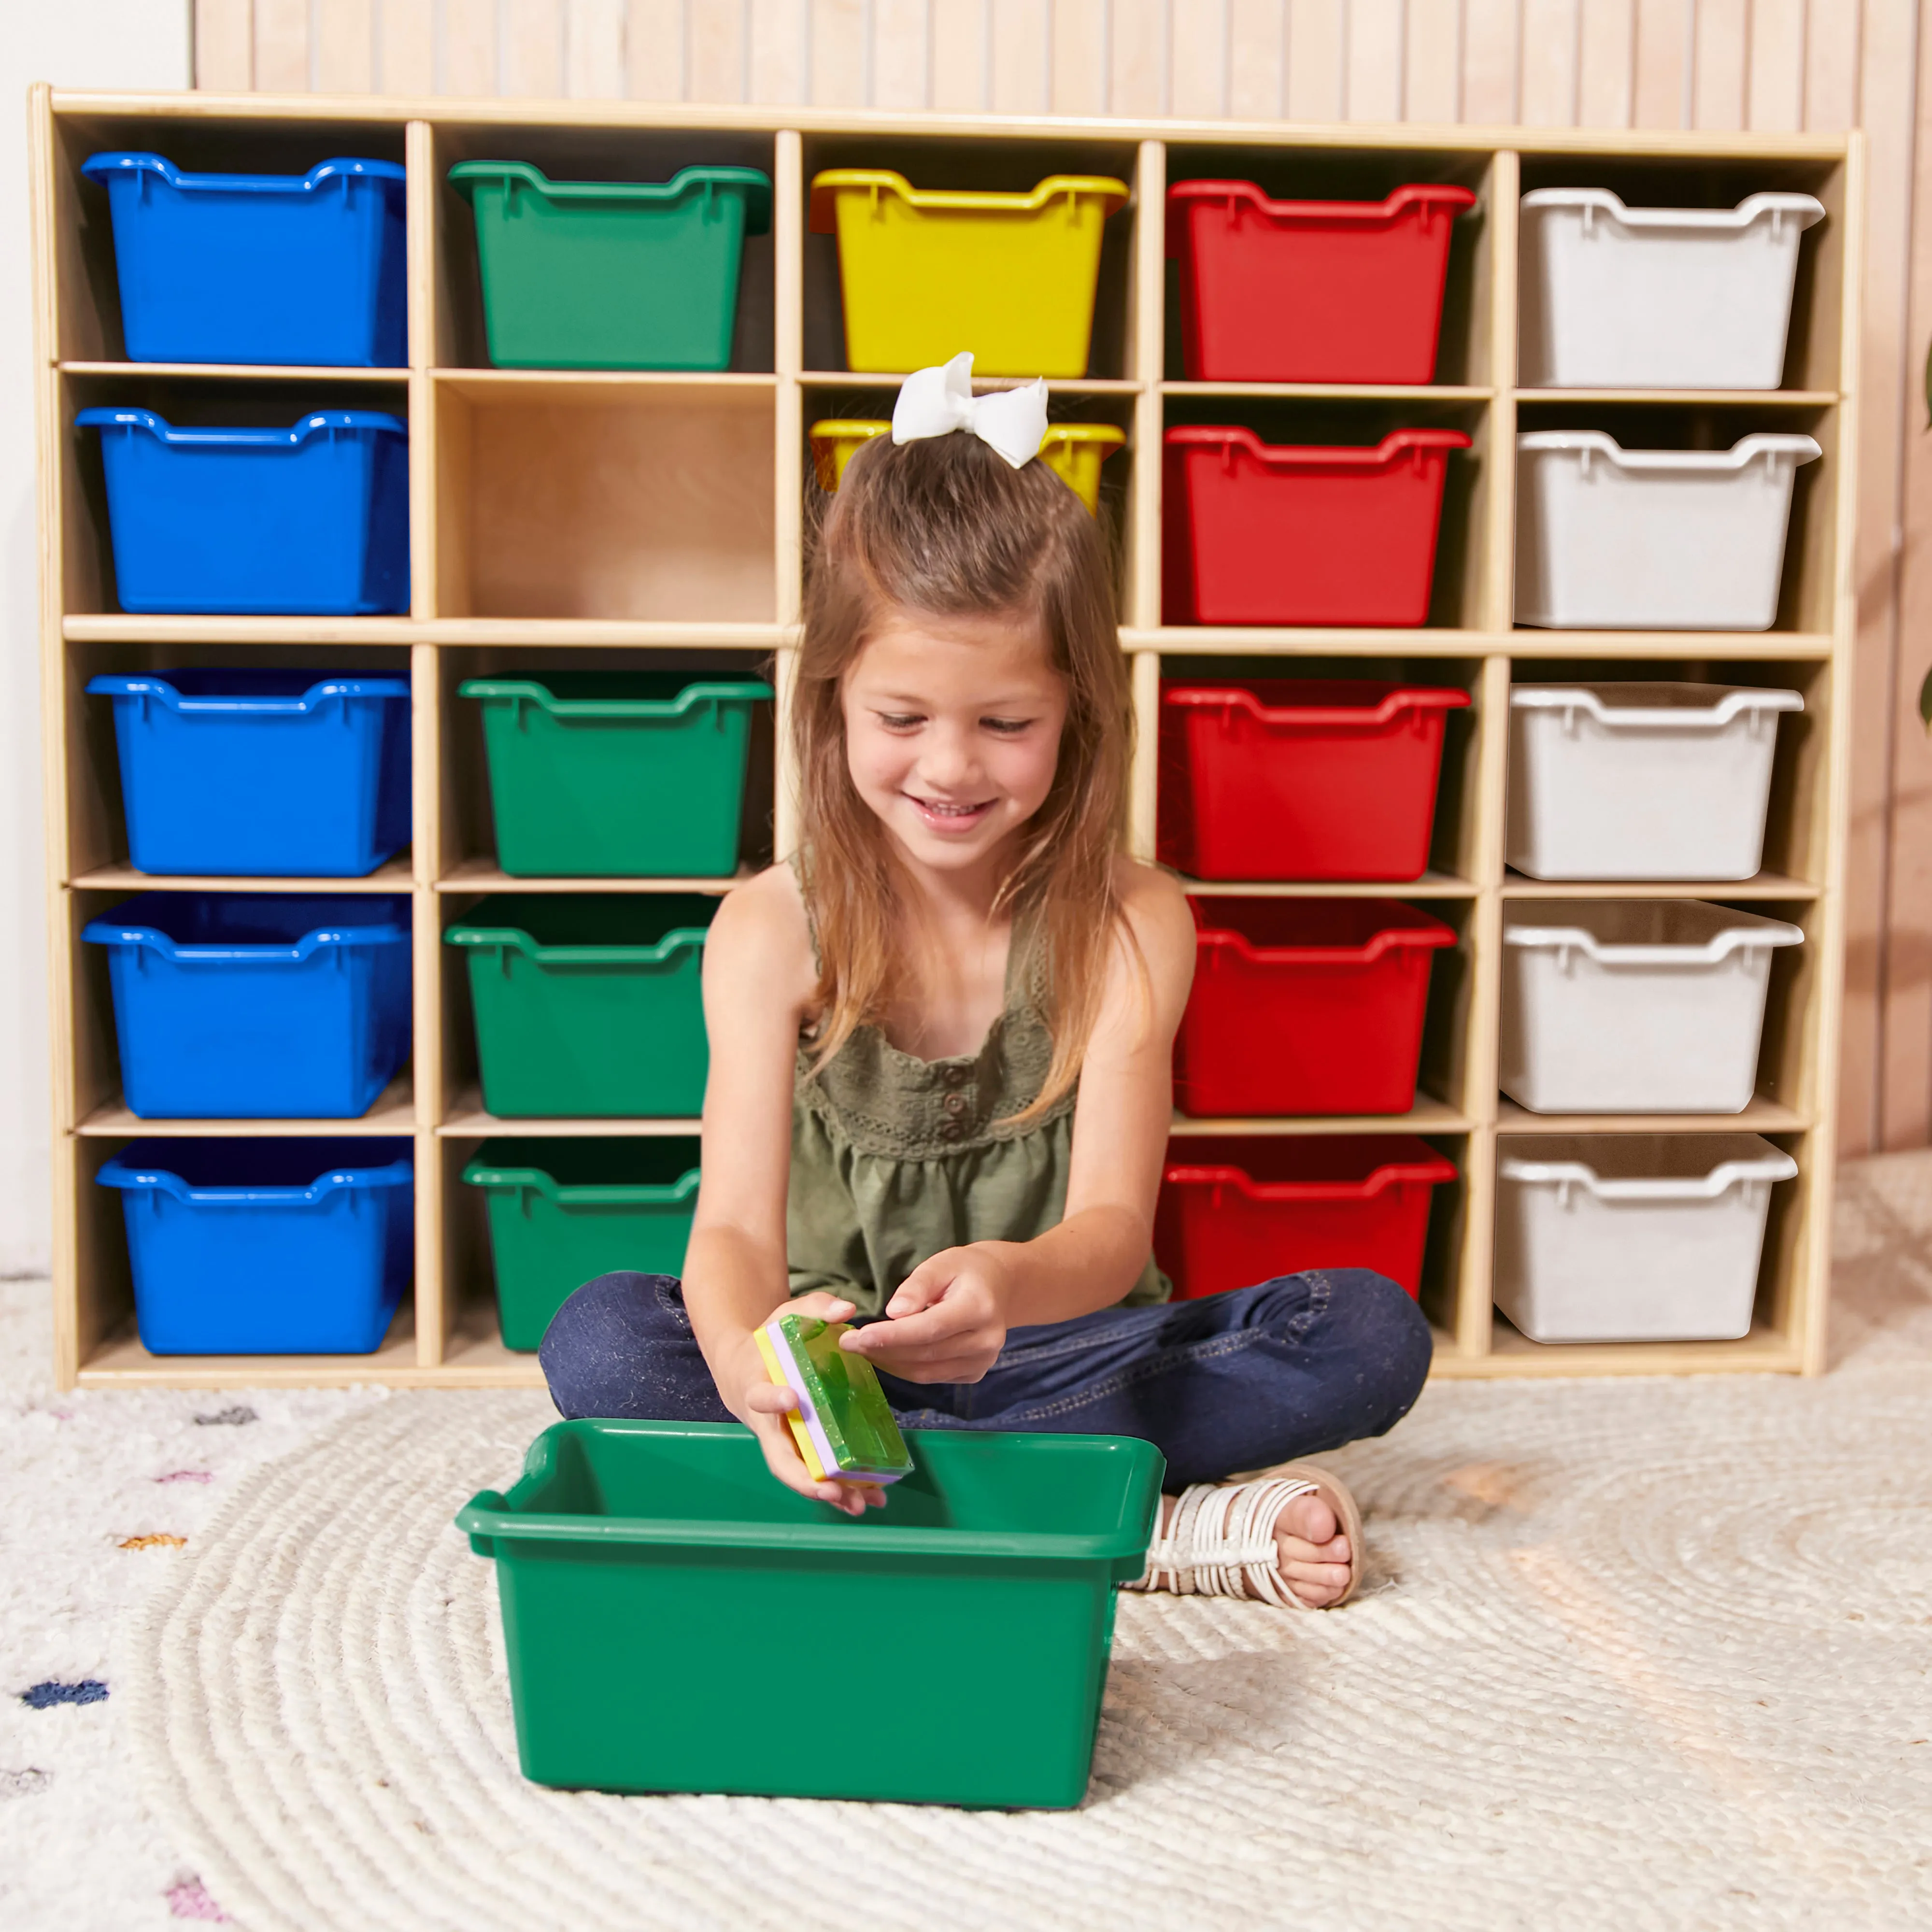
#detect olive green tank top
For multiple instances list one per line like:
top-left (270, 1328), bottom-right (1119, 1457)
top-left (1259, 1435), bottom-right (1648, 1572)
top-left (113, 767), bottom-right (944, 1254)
top-left (786, 882), bottom-right (1171, 1317)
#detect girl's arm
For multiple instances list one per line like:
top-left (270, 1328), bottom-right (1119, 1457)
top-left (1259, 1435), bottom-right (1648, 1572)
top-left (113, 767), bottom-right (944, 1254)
top-left (683, 868), bottom-right (884, 1515)
top-left (841, 862), bottom-right (1195, 1383)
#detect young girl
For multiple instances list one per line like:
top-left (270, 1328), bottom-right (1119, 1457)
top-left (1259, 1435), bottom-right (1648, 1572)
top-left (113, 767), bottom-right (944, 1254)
top-left (541, 359), bottom-right (1433, 1610)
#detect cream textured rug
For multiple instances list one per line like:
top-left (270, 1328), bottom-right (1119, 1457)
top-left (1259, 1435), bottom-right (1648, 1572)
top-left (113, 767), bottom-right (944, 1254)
top-left (112, 1151), bottom-right (1932, 1931)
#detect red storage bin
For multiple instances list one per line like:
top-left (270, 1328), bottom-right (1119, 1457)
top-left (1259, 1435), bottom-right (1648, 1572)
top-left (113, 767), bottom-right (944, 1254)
top-left (1159, 679), bottom-right (1471, 881)
top-left (1164, 426), bottom-right (1470, 627)
top-left (1166, 182), bottom-right (1476, 383)
top-left (1175, 897), bottom-right (1455, 1117)
top-left (1156, 1135), bottom-right (1456, 1299)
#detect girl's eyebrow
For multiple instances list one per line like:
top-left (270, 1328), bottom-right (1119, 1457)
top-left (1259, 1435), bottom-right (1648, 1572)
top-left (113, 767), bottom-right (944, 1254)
top-left (863, 690), bottom-right (1048, 710)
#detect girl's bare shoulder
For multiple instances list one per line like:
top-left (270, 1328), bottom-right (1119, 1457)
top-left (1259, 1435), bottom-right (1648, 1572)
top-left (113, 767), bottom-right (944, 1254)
top-left (1112, 855), bottom-right (1193, 958)
top-left (705, 863), bottom-right (818, 1005)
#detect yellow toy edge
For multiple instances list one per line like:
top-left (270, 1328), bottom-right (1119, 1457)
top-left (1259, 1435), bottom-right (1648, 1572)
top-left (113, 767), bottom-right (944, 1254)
top-left (753, 1325), bottom-right (830, 1483)
top-left (809, 171), bottom-right (1131, 230)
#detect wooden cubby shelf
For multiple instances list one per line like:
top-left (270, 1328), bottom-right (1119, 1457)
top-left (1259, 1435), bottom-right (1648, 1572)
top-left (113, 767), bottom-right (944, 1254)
top-left (32, 89), bottom-right (1859, 1388)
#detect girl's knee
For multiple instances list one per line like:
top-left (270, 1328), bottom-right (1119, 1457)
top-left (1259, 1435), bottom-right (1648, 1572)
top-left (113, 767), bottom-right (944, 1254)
top-left (538, 1271), bottom-right (685, 1420)
top-left (1321, 1268), bottom-right (1433, 1432)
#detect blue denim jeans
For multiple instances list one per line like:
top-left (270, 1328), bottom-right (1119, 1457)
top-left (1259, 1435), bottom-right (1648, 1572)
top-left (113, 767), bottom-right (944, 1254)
top-left (538, 1268), bottom-right (1433, 1490)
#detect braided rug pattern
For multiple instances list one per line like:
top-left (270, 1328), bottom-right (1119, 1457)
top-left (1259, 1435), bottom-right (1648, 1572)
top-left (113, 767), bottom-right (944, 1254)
top-left (123, 1155), bottom-right (1932, 1931)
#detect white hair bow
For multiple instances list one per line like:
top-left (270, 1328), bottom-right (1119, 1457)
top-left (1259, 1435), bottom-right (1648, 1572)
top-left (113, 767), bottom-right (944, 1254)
top-left (891, 352), bottom-right (1050, 469)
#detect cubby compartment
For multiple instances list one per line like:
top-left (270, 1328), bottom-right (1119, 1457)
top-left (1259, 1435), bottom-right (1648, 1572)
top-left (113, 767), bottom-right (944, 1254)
top-left (429, 377), bottom-right (776, 623)
top-left (800, 134), bottom-right (1142, 381)
top-left (1161, 144), bottom-right (1496, 389)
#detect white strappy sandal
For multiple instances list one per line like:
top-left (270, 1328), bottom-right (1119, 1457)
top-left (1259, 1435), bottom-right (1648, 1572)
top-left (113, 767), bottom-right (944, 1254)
top-left (1125, 1461), bottom-right (1365, 1610)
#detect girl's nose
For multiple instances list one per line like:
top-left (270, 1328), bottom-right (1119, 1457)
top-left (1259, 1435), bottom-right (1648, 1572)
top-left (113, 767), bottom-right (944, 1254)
top-left (915, 726), bottom-right (979, 792)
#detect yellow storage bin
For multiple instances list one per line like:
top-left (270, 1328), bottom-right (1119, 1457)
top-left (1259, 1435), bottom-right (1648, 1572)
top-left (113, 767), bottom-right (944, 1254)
top-left (810, 418), bottom-right (1124, 514)
top-left (808, 171), bottom-right (1130, 377)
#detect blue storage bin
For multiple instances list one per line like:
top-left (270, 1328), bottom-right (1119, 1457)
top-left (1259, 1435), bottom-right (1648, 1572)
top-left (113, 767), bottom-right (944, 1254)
top-left (96, 1137), bottom-right (413, 1354)
top-left (80, 154), bottom-right (407, 368)
top-left (80, 894), bottom-right (412, 1120)
top-left (76, 408), bottom-right (409, 616)
top-left (87, 668), bottom-right (411, 878)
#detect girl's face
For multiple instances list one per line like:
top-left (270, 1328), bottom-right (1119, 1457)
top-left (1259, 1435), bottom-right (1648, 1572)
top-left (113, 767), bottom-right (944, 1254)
top-left (842, 606), bottom-right (1068, 875)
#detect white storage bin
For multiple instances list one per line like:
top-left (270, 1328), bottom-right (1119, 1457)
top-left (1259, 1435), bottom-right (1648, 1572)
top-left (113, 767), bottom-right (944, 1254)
top-left (1501, 899), bottom-right (1803, 1113)
top-left (1507, 682), bottom-right (1802, 881)
top-left (1515, 431), bottom-right (1820, 631)
top-left (1518, 189), bottom-right (1826, 389)
top-left (1495, 1133), bottom-right (1796, 1343)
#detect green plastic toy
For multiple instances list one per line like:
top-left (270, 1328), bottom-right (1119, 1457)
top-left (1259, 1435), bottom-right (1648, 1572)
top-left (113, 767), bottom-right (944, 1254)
top-left (755, 1311), bottom-right (913, 1487)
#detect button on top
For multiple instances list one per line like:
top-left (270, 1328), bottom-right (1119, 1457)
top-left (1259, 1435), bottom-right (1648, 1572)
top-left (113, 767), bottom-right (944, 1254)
top-left (941, 1063), bottom-right (969, 1089)
top-left (942, 1091), bottom-right (968, 1117)
top-left (938, 1120), bottom-right (964, 1142)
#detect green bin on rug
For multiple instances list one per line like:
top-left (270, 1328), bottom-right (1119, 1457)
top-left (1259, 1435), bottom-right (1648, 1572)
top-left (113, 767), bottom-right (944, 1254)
top-left (446, 895), bottom-right (714, 1117)
top-left (456, 1419), bottom-right (1164, 1804)
top-left (459, 671), bottom-right (772, 878)
top-left (448, 161), bottom-right (772, 370)
top-left (463, 1137), bottom-right (701, 1350)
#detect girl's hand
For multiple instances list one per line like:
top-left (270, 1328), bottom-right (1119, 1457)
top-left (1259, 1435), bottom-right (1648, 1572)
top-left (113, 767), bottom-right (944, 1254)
top-left (727, 1292), bottom-right (887, 1519)
top-left (840, 1245), bottom-right (1013, 1385)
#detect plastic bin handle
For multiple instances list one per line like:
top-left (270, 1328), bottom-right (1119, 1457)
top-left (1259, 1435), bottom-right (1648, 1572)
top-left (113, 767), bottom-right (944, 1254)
top-left (446, 161), bottom-right (773, 235)
top-left (80, 153), bottom-right (406, 194)
top-left (80, 918), bottom-right (409, 962)
top-left (1196, 922), bottom-right (1456, 967)
top-left (1502, 921), bottom-right (1805, 965)
top-left (1516, 431), bottom-right (1821, 474)
top-left (1519, 187), bottom-right (1826, 234)
top-left (808, 169), bottom-right (1131, 233)
top-left (85, 674), bottom-right (410, 715)
top-left (459, 1162), bottom-right (701, 1206)
top-left (75, 407), bottom-right (408, 448)
top-left (93, 1157), bottom-right (413, 1205)
top-left (1163, 1157), bottom-right (1457, 1201)
top-left (1163, 685), bottom-right (1471, 728)
top-left (443, 923), bottom-right (711, 966)
top-left (1165, 180), bottom-right (1476, 253)
top-left (458, 1490), bottom-right (510, 1558)
top-left (1498, 1152), bottom-right (1799, 1199)
top-left (456, 679), bottom-right (773, 718)
top-left (1165, 426), bottom-right (1472, 469)
top-left (1509, 688), bottom-right (1804, 730)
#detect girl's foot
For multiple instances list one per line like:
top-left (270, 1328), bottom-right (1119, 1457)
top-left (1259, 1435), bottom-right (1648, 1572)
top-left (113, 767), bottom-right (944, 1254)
top-left (1130, 1463), bottom-right (1363, 1610)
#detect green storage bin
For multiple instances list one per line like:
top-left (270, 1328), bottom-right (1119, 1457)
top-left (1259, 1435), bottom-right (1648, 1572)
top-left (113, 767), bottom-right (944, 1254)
top-left (456, 1419), bottom-right (1164, 1804)
top-left (459, 671), bottom-right (772, 879)
top-left (463, 1136), bottom-right (700, 1350)
top-left (448, 161), bottom-right (773, 370)
top-left (446, 895), bottom-right (715, 1117)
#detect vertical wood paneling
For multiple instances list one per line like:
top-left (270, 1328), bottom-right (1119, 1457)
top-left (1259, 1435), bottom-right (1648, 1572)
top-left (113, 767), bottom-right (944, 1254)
top-left (1405, 0), bottom-right (1461, 122)
top-left (1052, 0), bottom-right (1111, 112)
top-left (1806, 0), bottom-right (1861, 130)
top-left (748, 0), bottom-right (808, 98)
top-left (502, 0), bottom-right (566, 95)
top-left (253, 0), bottom-right (310, 91)
top-left (1171, 0), bottom-right (1229, 117)
top-left (1630, 0), bottom-right (1689, 124)
top-left (316, 0), bottom-right (375, 90)
top-left (1461, 0), bottom-right (1520, 122)
top-left (930, 0), bottom-right (987, 108)
top-left (1576, 0), bottom-right (1633, 126)
top-left (1285, 0), bottom-right (1346, 118)
top-left (379, 0), bottom-right (437, 91)
top-left (690, 0), bottom-right (748, 99)
top-left (195, 0), bottom-right (254, 88)
top-left (567, 0), bottom-right (629, 95)
top-left (811, 0), bottom-right (867, 104)
top-left (1691, 0), bottom-right (1747, 128)
top-left (874, 0), bottom-right (931, 106)
top-left (1520, 0), bottom-right (1578, 125)
top-left (1345, 0), bottom-right (1405, 118)
top-left (992, 0), bottom-right (1052, 110)
top-left (1228, 0), bottom-right (1287, 114)
top-left (1111, 0), bottom-right (1169, 114)
top-left (1749, 0), bottom-right (1806, 130)
top-left (445, 0), bottom-right (502, 93)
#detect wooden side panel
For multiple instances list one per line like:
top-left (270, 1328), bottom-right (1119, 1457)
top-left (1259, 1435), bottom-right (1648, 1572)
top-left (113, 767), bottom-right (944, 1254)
top-left (381, 0), bottom-right (439, 93)
top-left (630, 0), bottom-right (690, 99)
top-left (1461, 0), bottom-right (1520, 124)
top-left (252, 0), bottom-right (311, 92)
top-left (315, 0), bottom-right (376, 90)
top-left (1405, 0), bottom-right (1462, 125)
top-left (931, 0), bottom-right (987, 111)
top-left (1053, 0), bottom-right (1110, 114)
top-left (445, 0), bottom-right (501, 94)
top-left (1690, 0), bottom-right (1748, 130)
top-left (1345, 0), bottom-right (1405, 120)
top-left (501, 0), bottom-right (567, 96)
top-left (1111, 0), bottom-right (1169, 116)
top-left (992, 0), bottom-right (1052, 113)
top-left (1577, 0), bottom-right (1634, 128)
top-left (567, 0), bottom-right (629, 97)
top-left (876, 0), bottom-right (932, 108)
top-left (195, 0), bottom-right (255, 89)
top-left (1520, 0), bottom-right (1579, 128)
top-left (1630, 0), bottom-right (1690, 128)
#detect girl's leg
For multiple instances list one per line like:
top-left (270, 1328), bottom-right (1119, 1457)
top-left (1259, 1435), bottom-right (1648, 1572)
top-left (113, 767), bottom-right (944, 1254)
top-left (877, 1267), bottom-right (1432, 1489)
top-left (538, 1272), bottom-right (735, 1422)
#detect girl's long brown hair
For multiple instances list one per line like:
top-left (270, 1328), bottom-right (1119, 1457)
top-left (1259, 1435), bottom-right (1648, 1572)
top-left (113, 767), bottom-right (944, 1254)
top-left (795, 428), bottom-right (1134, 1122)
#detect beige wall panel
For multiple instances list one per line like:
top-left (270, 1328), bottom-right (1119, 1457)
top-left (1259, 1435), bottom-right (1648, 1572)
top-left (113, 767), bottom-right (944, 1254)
top-left (315, 0), bottom-right (374, 91)
top-left (931, 0), bottom-right (988, 110)
top-left (1171, 0), bottom-right (1228, 118)
top-left (1520, 0), bottom-right (1579, 126)
top-left (1577, 0), bottom-right (1634, 127)
top-left (1748, 0), bottom-right (1806, 130)
top-left (1690, 0), bottom-right (1747, 128)
top-left (1404, 0), bottom-right (1461, 123)
top-left (875, 0), bottom-right (932, 107)
top-left (253, 0), bottom-right (310, 92)
top-left (1052, 0), bottom-right (1109, 112)
top-left (1461, 0), bottom-right (1521, 123)
top-left (379, 0), bottom-right (437, 92)
top-left (503, 0), bottom-right (567, 96)
top-left (567, 0), bottom-right (629, 97)
top-left (1805, 0), bottom-right (1863, 131)
top-left (446, 0), bottom-right (502, 94)
top-left (1630, 0), bottom-right (1690, 126)
top-left (692, 0), bottom-right (749, 100)
top-left (1345, 0), bottom-right (1404, 119)
top-left (195, 0), bottom-right (254, 89)
top-left (810, 0), bottom-right (867, 105)
top-left (749, 0), bottom-right (808, 100)
top-left (992, 0), bottom-right (1052, 112)
top-left (1111, 0), bottom-right (1169, 114)
top-left (1286, 0), bottom-right (1346, 119)
top-left (1229, 0), bottom-right (1287, 117)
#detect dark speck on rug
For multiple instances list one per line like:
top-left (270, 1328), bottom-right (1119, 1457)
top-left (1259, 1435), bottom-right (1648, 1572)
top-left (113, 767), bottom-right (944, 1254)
top-left (21, 1679), bottom-right (108, 1709)
top-left (192, 1406), bottom-right (257, 1427)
